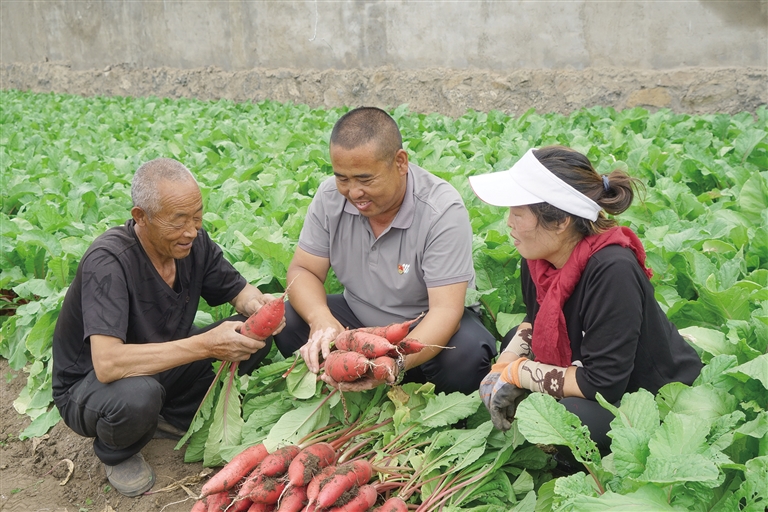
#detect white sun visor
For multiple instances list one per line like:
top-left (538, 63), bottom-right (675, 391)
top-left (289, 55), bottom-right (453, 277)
top-left (468, 148), bottom-right (602, 221)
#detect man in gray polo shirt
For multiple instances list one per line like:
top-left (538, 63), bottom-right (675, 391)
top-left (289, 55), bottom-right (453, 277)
top-left (273, 107), bottom-right (496, 394)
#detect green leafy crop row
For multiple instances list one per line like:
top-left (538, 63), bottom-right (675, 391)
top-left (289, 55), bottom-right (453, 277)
top-left (1, 91), bottom-right (766, 510)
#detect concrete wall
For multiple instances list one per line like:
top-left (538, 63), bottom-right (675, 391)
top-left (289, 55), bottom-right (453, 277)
top-left (2, 0), bottom-right (767, 71)
top-left (1, 0), bottom-right (766, 115)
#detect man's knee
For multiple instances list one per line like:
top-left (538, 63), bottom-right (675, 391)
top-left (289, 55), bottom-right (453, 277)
top-left (96, 377), bottom-right (165, 445)
top-left (407, 311), bottom-right (493, 395)
top-left (114, 378), bottom-right (165, 418)
top-left (273, 300), bottom-right (310, 357)
top-left (420, 336), bottom-right (495, 395)
top-left (59, 374), bottom-right (164, 436)
top-left (70, 376), bottom-right (164, 444)
top-left (238, 337), bottom-right (274, 375)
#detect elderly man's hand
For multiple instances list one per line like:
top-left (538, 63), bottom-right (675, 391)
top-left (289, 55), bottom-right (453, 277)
top-left (241, 293), bottom-right (286, 337)
top-left (206, 321), bottom-right (267, 361)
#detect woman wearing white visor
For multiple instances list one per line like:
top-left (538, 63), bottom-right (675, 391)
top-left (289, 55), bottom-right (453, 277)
top-left (469, 146), bottom-right (702, 468)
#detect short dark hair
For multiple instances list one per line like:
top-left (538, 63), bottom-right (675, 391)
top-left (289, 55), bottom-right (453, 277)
top-left (530, 146), bottom-right (642, 236)
top-left (329, 107), bottom-right (403, 162)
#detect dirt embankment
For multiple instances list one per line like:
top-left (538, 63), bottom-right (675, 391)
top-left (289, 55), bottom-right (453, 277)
top-left (2, 62), bottom-right (766, 116)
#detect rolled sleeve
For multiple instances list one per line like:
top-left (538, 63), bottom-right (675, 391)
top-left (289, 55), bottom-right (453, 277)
top-left (423, 202), bottom-right (475, 289)
top-left (297, 181), bottom-right (333, 259)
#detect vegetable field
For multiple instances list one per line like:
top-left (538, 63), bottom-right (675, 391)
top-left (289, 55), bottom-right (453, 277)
top-left (1, 90), bottom-right (767, 510)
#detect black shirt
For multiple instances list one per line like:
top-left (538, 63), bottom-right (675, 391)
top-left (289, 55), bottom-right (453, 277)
top-left (521, 245), bottom-right (702, 403)
top-left (52, 219), bottom-right (246, 401)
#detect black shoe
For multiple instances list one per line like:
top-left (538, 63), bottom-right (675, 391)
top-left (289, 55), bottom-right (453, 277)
top-left (104, 453), bottom-right (155, 497)
top-left (153, 415), bottom-right (186, 441)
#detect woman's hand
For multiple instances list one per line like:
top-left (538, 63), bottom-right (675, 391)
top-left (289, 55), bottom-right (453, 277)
top-left (480, 361), bottom-right (528, 431)
top-left (489, 380), bottom-right (527, 431)
top-left (479, 370), bottom-right (501, 411)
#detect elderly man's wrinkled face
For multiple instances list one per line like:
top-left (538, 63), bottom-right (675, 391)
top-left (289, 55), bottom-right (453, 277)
top-left (143, 179), bottom-right (203, 261)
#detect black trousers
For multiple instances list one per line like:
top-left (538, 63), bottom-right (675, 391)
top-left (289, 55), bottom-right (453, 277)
top-left (55, 316), bottom-right (272, 466)
top-left (273, 295), bottom-right (497, 396)
top-left (501, 327), bottom-right (616, 454)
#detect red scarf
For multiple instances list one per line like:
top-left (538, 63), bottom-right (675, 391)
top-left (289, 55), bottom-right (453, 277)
top-left (527, 226), bottom-right (653, 367)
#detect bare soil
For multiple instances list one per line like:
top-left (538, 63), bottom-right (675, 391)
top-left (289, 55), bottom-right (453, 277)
top-left (0, 358), bottom-right (207, 512)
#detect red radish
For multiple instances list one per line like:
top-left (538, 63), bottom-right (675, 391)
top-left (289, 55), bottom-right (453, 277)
top-left (305, 465), bottom-right (336, 511)
top-left (246, 503), bottom-right (274, 512)
top-left (204, 491), bottom-right (232, 511)
top-left (238, 445), bottom-right (300, 500)
top-left (333, 329), bottom-right (392, 359)
top-left (372, 496), bottom-right (409, 512)
top-left (358, 325), bottom-right (387, 337)
top-left (287, 442), bottom-right (337, 486)
top-left (229, 498), bottom-right (256, 512)
top-left (327, 484), bottom-right (378, 512)
top-left (238, 471), bottom-right (265, 501)
top-left (323, 351), bottom-right (371, 382)
top-left (190, 500), bottom-right (207, 512)
top-left (259, 445), bottom-right (301, 477)
top-left (248, 476), bottom-right (287, 504)
top-left (275, 483), bottom-right (308, 512)
top-left (368, 356), bottom-right (397, 381)
top-left (241, 291), bottom-right (287, 340)
top-left (332, 329), bottom-right (355, 348)
top-left (359, 313), bottom-right (424, 343)
top-left (335, 331), bottom-right (394, 359)
top-left (393, 338), bottom-right (426, 355)
top-left (315, 460), bottom-right (373, 510)
top-left (200, 443), bottom-right (269, 498)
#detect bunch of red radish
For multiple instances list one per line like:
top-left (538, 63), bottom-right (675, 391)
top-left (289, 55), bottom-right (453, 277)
top-left (190, 300), bottom-right (426, 510)
top-left (323, 314), bottom-right (426, 384)
top-left (190, 441), bottom-right (408, 512)
top-left (240, 290), bottom-right (427, 387)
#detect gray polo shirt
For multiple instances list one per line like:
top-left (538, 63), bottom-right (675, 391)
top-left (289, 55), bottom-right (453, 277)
top-left (299, 162), bottom-right (476, 327)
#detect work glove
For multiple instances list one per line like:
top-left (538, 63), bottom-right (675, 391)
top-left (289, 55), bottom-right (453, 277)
top-left (480, 362), bottom-right (527, 431)
top-left (479, 361), bottom-right (511, 412)
top-left (479, 370), bottom-right (501, 412)
top-left (489, 378), bottom-right (527, 431)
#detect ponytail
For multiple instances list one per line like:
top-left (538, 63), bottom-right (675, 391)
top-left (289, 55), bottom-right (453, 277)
top-left (530, 146), bottom-right (643, 236)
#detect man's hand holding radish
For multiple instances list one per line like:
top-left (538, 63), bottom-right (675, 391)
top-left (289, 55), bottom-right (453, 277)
top-left (300, 326), bottom-right (339, 374)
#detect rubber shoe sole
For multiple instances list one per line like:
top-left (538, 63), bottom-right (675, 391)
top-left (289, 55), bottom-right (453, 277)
top-left (104, 452), bottom-right (156, 497)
